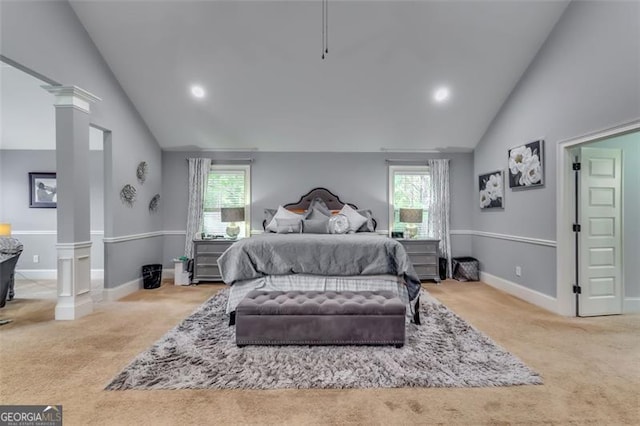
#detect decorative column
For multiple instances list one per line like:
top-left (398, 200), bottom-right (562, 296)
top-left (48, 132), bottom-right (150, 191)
top-left (43, 86), bottom-right (101, 320)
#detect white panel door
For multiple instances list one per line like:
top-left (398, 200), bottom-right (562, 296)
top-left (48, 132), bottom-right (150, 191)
top-left (578, 147), bottom-right (622, 316)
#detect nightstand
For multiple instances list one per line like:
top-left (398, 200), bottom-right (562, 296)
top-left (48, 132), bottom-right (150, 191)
top-left (192, 239), bottom-right (237, 283)
top-left (396, 238), bottom-right (440, 283)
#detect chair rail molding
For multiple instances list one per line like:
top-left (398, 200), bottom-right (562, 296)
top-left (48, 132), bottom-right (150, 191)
top-left (452, 230), bottom-right (556, 247)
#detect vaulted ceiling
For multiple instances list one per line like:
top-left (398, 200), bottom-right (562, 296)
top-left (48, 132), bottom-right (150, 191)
top-left (68, 0), bottom-right (569, 152)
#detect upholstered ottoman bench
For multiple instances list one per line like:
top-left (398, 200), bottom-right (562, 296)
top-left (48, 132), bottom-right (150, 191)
top-left (235, 290), bottom-right (405, 347)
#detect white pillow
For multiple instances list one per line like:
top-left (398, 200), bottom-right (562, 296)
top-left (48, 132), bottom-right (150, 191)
top-left (265, 206), bottom-right (303, 232)
top-left (339, 204), bottom-right (368, 233)
top-left (328, 214), bottom-right (349, 234)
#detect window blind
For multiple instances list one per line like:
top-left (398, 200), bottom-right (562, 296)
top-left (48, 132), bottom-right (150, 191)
top-left (203, 169), bottom-right (248, 237)
top-left (390, 167), bottom-right (430, 237)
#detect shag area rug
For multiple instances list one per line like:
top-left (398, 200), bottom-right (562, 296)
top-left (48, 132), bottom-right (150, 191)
top-left (106, 289), bottom-right (541, 390)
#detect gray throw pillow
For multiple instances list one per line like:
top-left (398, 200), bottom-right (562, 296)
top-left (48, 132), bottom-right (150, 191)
top-left (356, 209), bottom-right (375, 232)
top-left (275, 218), bottom-right (302, 234)
top-left (307, 197), bottom-right (332, 217)
top-left (303, 218), bottom-right (329, 234)
top-left (264, 208), bottom-right (277, 231)
top-left (305, 206), bottom-right (331, 221)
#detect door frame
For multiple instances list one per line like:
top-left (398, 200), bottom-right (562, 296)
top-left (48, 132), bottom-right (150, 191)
top-left (556, 119), bottom-right (639, 316)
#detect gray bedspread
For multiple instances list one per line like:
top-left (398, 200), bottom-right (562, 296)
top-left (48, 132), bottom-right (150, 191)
top-left (217, 234), bottom-right (422, 300)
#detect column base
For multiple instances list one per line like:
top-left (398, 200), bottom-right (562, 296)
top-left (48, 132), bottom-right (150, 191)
top-left (55, 293), bottom-right (93, 320)
top-left (56, 241), bottom-right (93, 321)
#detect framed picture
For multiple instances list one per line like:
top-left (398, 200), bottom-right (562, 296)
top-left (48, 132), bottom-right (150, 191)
top-left (508, 139), bottom-right (544, 189)
top-left (479, 170), bottom-right (504, 209)
top-left (29, 172), bottom-right (57, 208)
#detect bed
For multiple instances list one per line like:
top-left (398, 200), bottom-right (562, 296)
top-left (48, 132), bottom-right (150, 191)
top-left (217, 188), bottom-right (423, 324)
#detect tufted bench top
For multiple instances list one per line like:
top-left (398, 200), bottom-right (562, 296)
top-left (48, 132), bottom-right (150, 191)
top-left (237, 290), bottom-right (405, 316)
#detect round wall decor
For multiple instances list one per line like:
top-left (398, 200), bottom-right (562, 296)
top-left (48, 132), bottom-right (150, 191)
top-left (120, 184), bottom-right (137, 207)
top-left (149, 194), bottom-right (160, 213)
top-left (136, 161), bottom-right (148, 184)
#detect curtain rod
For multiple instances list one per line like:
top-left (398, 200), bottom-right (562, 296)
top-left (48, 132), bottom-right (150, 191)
top-left (385, 159), bottom-right (430, 164)
top-left (185, 158), bottom-right (254, 163)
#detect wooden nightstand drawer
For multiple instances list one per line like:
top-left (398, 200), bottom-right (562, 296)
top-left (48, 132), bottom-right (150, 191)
top-left (196, 254), bottom-right (221, 265)
top-left (414, 264), bottom-right (437, 278)
top-left (195, 265), bottom-right (221, 278)
top-left (408, 254), bottom-right (437, 265)
top-left (196, 243), bottom-right (232, 254)
top-left (401, 241), bottom-right (438, 254)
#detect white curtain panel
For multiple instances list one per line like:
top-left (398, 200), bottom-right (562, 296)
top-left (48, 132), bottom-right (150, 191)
top-left (184, 158), bottom-right (211, 258)
top-left (426, 159), bottom-right (452, 278)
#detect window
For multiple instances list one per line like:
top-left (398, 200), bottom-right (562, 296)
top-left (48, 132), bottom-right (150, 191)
top-left (389, 165), bottom-right (430, 237)
top-left (203, 165), bottom-right (251, 238)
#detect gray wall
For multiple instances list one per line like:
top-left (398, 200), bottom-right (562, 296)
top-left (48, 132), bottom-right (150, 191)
top-left (584, 132), bottom-right (640, 298)
top-left (162, 151), bottom-right (474, 267)
top-left (0, 150), bottom-right (104, 271)
top-left (1, 1), bottom-right (163, 288)
top-left (472, 1), bottom-right (640, 297)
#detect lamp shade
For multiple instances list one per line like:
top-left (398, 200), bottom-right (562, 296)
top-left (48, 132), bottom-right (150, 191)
top-left (0, 223), bottom-right (11, 236)
top-left (220, 207), bottom-right (245, 223)
top-left (399, 208), bottom-right (423, 224)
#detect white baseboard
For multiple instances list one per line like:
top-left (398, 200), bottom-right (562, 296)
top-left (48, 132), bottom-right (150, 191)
top-left (102, 278), bottom-right (141, 301)
top-left (17, 269), bottom-right (104, 280)
top-left (624, 297), bottom-right (640, 314)
top-left (162, 268), bottom-right (175, 280)
top-left (480, 271), bottom-right (559, 314)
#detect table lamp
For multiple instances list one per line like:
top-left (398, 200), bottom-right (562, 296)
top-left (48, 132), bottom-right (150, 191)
top-left (220, 207), bottom-right (245, 240)
top-left (399, 208), bottom-right (422, 239)
top-left (0, 223), bottom-right (11, 237)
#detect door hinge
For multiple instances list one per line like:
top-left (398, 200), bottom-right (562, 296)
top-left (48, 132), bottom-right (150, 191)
top-left (573, 162), bottom-right (581, 171)
top-left (573, 285), bottom-right (582, 294)
top-left (573, 224), bottom-right (581, 232)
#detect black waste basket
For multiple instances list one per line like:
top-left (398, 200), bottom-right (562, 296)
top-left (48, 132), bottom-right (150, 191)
top-left (142, 264), bottom-right (162, 289)
top-left (438, 257), bottom-right (448, 280)
top-left (452, 257), bottom-right (480, 282)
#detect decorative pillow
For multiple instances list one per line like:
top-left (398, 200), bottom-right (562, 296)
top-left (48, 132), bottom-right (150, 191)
top-left (307, 197), bottom-right (332, 217)
top-left (264, 208), bottom-right (277, 230)
top-left (302, 218), bottom-right (329, 234)
top-left (356, 209), bottom-right (375, 232)
top-left (338, 204), bottom-right (368, 233)
top-left (265, 206), bottom-right (303, 232)
top-left (305, 206), bottom-right (331, 221)
top-left (328, 214), bottom-right (349, 234)
top-left (275, 218), bottom-right (302, 234)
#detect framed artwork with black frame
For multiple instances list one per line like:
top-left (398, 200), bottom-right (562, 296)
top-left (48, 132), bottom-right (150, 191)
top-left (479, 170), bottom-right (504, 209)
top-left (29, 172), bottom-right (57, 208)
top-left (508, 139), bottom-right (544, 189)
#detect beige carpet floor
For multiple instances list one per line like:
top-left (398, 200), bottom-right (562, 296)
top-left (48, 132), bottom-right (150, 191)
top-left (0, 279), bottom-right (638, 425)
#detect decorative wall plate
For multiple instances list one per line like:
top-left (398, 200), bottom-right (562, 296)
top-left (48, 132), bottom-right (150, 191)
top-left (136, 161), bottom-right (148, 184)
top-left (120, 184), bottom-right (137, 207)
top-left (149, 194), bottom-right (160, 213)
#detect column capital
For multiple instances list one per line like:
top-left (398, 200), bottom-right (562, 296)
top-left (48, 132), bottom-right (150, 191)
top-left (42, 85), bottom-right (101, 114)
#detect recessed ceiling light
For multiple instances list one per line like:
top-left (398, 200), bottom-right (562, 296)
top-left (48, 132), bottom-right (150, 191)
top-left (191, 85), bottom-right (205, 99)
top-left (433, 87), bottom-right (450, 103)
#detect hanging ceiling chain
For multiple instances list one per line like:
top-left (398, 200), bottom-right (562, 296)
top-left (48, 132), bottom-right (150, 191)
top-left (322, 0), bottom-right (329, 59)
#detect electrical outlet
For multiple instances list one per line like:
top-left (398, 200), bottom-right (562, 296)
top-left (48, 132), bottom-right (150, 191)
top-left (33, 255), bottom-right (40, 263)
top-left (515, 266), bottom-right (522, 277)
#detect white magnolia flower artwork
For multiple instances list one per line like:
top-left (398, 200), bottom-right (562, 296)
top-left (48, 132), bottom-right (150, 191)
top-left (508, 140), bottom-right (544, 188)
top-left (479, 170), bottom-right (504, 209)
